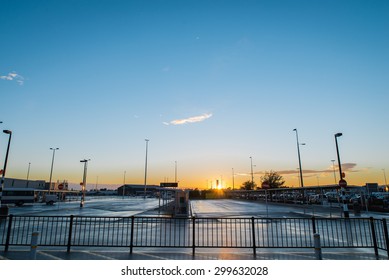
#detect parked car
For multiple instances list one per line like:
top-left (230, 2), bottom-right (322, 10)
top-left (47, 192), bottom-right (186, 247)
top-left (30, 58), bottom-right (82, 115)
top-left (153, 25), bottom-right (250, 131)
top-left (324, 192), bottom-right (340, 203)
top-left (308, 194), bottom-right (321, 204)
top-left (349, 194), bottom-right (361, 204)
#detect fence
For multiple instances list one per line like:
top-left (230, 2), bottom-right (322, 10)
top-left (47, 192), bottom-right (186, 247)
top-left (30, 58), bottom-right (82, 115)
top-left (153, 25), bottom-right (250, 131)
top-left (1, 215), bottom-right (388, 259)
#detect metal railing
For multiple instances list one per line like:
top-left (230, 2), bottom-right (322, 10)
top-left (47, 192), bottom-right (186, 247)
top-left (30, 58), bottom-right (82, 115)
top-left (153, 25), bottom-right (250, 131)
top-left (1, 215), bottom-right (388, 259)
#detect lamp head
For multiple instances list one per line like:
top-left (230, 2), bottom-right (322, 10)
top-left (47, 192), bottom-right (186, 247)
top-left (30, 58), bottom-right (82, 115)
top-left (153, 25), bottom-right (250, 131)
top-left (3, 130), bottom-right (12, 134)
top-left (335, 133), bottom-right (343, 137)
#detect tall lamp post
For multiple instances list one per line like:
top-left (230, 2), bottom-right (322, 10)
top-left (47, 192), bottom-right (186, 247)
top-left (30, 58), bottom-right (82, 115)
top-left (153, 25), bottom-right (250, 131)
top-left (249, 157), bottom-right (254, 187)
top-left (0, 130), bottom-right (12, 208)
top-left (335, 132), bottom-right (349, 218)
top-left (26, 162), bottom-right (31, 187)
top-left (293, 129), bottom-right (304, 188)
top-left (48, 148), bottom-right (59, 194)
top-left (335, 133), bottom-right (343, 179)
top-left (80, 159), bottom-right (90, 208)
top-left (27, 162), bottom-right (31, 181)
top-left (144, 139), bottom-right (149, 199)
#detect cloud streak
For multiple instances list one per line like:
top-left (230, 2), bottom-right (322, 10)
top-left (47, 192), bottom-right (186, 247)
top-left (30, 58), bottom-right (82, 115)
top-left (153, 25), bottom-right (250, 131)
top-left (235, 163), bottom-right (359, 177)
top-left (276, 163), bottom-right (359, 176)
top-left (0, 72), bottom-right (24, 85)
top-left (164, 113), bottom-right (213, 126)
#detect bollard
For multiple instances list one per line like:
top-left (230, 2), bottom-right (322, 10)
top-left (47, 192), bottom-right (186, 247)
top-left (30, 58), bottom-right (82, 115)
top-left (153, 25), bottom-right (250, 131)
top-left (30, 231), bottom-right (39, 260)
top-left (314, 233), bottom-right (322, 260)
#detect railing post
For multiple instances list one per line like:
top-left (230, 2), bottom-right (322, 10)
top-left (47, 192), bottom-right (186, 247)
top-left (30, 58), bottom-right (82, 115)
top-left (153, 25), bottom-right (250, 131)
top-left (29, 231), bottom-right (39, 260)
top-left (314, 233), bottom-right (322, 260)
top-left (192, 216), bottom-right (196, 257)
top-left (382, 218), bottom-right (389, 260)
top-left (311, 216), bottom-right (317, 234)
top-left (369, 217), bottom-right (379, 260)
top-left (67, 215), bottom-right (74, 253)
top-left (4, 214), bottom-right (13, 252)
top-left (130, 216), bottom-right (135, 254)
top-left (251, 217), bottom-right (256, 257)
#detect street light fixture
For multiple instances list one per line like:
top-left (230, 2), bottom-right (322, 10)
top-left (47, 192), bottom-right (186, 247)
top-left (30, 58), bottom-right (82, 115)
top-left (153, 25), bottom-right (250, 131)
top-left (0, 130), bottom-right (12, 208)
top-left (334, 132), bottom-right (349, 218)
top-left (80, 159), bottom-right (90, 208)
top-left (49, 148), bottom-right (59, 194)
top-left (293, 129), bottom-right (304, 188)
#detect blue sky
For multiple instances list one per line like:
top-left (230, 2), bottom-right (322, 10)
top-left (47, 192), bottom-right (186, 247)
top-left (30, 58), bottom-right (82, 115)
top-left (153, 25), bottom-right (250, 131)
top-left (1, 0), bottom-right (388, 189)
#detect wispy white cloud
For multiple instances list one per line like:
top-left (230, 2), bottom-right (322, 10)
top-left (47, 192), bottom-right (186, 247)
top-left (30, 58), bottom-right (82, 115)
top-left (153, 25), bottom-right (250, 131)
top-left (0, 72), bottom-right (24, 85)
top-left (164, 113), bottom-right (213, 126)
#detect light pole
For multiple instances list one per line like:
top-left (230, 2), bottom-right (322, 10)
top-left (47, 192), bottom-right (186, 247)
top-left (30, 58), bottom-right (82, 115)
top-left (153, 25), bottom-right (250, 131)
top-left (250, 157), bottom-right (254, 186)
top-left (335, 132), bottom-right (349, 218)
top-left (331, 159), bottom-right (337, 185)
top-left (144, 139), bottom-right (149, 199)
top-left (26, 162), bottom-right (31, 187)
top-left (293, 129), bottom-right (304, 188)
top-left (335, 133), bottom-right (343, 180)
top-left (0, 130), bottom-right (12, 208)
top-left (48, 148), bottom-right (59, 194)
top-left (80, 159), bottom-right (90, 208)
top-left (27, 162), bottom-right (31, 181)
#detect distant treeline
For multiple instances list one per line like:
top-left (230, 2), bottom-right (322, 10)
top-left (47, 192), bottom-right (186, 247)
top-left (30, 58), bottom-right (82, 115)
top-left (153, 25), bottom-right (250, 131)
top-left (189, 189), bottom-right (227, 199)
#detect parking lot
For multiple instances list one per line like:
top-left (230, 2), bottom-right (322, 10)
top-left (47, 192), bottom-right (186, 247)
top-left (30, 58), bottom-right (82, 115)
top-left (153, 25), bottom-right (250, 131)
top-left (3, 194), bottom-right (389, 220)
top-left (5, 196), bottom-right (162, 217)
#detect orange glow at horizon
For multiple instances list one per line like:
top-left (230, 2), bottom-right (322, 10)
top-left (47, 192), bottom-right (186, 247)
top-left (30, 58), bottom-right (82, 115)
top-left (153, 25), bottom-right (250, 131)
top-left (6, 165), bottom-right (388, 191)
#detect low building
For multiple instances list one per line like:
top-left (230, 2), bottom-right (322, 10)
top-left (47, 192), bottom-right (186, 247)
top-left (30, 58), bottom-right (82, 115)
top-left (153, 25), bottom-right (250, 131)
top-left (3, 178), bottom-right (46, 190)
top-left (118, 184), bottom-right (160, 196)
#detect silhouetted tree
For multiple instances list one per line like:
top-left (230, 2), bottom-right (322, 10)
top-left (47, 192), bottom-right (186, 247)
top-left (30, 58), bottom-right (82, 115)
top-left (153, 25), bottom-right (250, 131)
top-left (189, 188), bottom-right (203, 199)
top-left (241, 180), bottom-right (257, 190)
top-left (260, 170), bottom-right (285, 189)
